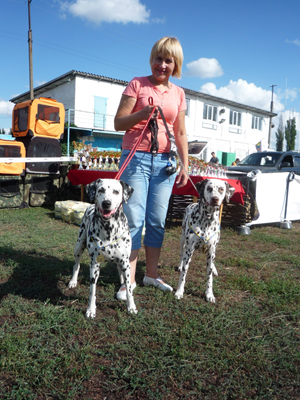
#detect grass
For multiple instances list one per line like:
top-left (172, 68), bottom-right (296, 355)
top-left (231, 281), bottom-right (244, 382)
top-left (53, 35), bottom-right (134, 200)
top-left (0, 207), bottom-right (299, 399)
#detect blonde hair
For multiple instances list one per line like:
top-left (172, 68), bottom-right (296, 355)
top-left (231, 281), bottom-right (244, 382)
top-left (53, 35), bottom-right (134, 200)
top-left (149, 37), bottom-right (184, 78)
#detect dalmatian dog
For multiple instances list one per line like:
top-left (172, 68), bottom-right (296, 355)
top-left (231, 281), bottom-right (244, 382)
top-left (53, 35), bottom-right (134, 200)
top-left (175, 179), bottom-right (235, 303)
top-left (68, 178), bottom-right (137, 318)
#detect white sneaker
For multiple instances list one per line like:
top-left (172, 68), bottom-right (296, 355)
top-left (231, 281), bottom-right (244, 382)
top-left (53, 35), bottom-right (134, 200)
top-left (143, 276), bottom-right (173, 292)
top-left (116, 282), bottom-right (136, 301)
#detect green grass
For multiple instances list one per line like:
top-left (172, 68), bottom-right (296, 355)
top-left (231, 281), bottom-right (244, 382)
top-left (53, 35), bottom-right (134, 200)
top-left (0, 207), bottom-right (299, 399)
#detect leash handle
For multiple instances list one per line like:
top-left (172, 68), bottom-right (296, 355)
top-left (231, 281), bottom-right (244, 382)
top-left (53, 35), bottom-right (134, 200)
top-left (115, 106), bottom-right (157, 180)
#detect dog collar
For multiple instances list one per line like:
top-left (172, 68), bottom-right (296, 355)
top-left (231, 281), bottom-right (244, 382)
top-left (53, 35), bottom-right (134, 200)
top-left (188, 217), bottom-right (220, 244)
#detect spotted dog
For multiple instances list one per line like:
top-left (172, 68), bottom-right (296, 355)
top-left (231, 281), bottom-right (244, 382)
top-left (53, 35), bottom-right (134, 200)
top-left (68, 178), bottom-right (137, 317)
top-left (175, 179), bottom-right (235, 303)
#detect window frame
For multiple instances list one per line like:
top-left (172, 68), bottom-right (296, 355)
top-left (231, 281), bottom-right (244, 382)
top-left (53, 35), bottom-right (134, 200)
top-left (229, 110), bottom-right (242, 127)
top-left (203, 104), bottom-right (217, 122)
top-left (251, 115), bottom-right (263, 131)
top-left (185, 98), bottom-right (190, 117)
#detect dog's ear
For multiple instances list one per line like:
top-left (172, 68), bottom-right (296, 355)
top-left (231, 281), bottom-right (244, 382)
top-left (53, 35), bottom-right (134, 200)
top-left (224, 182), bottom-right (235, 204)
top-left (120, 180), bottom-right (134, 204)
top-left (196, 179), bottom-right (208, 199)
top-left (86, 179), bottom-right (102, 203)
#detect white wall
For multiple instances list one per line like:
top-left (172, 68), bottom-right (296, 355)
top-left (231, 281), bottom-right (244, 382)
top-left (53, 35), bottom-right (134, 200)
top-left (75, 76), bottom-right (125, 115)
top-left (32, 74), bottom-right (272, 160)
top-left (186, 95), bottom-right (270, 161)
top-left (35, 81), bottom-right (76, 111)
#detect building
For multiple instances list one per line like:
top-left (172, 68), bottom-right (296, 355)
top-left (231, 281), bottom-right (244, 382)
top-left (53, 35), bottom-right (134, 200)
top-left (10, 70), bottom-right (276, 163)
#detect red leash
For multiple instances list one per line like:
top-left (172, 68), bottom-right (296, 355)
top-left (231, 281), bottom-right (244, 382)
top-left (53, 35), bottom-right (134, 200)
top-left (115, 100), bottom-right (156, 181)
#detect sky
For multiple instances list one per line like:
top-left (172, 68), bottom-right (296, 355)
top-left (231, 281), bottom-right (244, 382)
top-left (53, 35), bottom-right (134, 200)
top-left (1, 0), bottom-right (300, 149)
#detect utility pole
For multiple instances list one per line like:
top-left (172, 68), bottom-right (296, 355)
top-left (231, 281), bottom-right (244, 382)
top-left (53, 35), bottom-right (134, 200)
top-left (268, 84), bottom-right (277, 148)
top-left (28, 0), bottom-right (34, 100)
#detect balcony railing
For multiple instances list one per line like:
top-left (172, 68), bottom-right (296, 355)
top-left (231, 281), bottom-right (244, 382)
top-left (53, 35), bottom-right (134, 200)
top-left (64, 109), bottom-right (122, 156)
top-left (65, 108), bottom-right (117, 132)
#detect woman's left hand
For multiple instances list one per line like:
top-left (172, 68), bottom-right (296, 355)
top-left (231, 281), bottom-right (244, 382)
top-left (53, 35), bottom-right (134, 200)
top-left (175, 168), bottom-right (188, 188)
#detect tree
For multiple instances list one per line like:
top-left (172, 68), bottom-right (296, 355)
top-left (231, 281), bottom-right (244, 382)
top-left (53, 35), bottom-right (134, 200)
top-left (0, 128), bottom-right (6, 135)
top-left (275, 114), bottom-right (284, 151)
top-left (285, 117), bottom-right (297, 151)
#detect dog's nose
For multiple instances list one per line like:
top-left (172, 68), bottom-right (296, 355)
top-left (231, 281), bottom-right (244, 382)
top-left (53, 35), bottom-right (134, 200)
top-left (211, 196), bottom-right (220, 206)
top-left (102, 200), bottom-right (111, 209)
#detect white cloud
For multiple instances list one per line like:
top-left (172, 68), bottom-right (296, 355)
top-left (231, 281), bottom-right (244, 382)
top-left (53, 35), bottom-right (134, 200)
top-left (201, 79), bottom-right (300, 150)
top-left (0, 101), bottom-right (14, 116)
top-left (276, 87), bottom-right (298, 104)
top-left (200, 79), bottom-right (285, 113)
top-left (61, 0), bottom-right (150, 24)
top-left (286, 39), bottom-right (300, 46)
top-left (185, 58), bottom-right (223, 79)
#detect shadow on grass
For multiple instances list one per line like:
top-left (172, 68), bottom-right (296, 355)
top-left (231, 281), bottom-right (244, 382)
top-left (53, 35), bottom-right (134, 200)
top-left (0, 244), bottom-right (147, 309)
top-left (0, 245), bottom-right (76, 304)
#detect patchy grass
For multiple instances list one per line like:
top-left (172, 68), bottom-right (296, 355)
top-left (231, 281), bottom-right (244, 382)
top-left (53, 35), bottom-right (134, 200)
top-left (0, 207), bottom-right (299, 399)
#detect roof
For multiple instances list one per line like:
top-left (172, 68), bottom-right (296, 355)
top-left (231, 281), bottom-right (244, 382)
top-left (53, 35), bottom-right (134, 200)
top-left (10, 70), bottom-right (277, 117)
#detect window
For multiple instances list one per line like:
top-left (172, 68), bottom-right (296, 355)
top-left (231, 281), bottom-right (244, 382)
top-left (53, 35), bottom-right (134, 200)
top-left (13, 106), bottom-right (28, 132)
top-left (203, 104), bottom-right (217, 122)
top-left (229, 110), bottom-right (241, 126)
top-left (37, 104), bottom-right (60, 123)
top-left (185, 98), bottom-right (190, 117)
top-left (295, 156), bottom-right (300, 168)
top-left (252, 115), bottom-right (263, 130)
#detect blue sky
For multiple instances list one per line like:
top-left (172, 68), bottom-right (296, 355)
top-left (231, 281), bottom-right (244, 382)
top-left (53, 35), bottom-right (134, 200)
top-left (1, 0), bottom-right (300, 147)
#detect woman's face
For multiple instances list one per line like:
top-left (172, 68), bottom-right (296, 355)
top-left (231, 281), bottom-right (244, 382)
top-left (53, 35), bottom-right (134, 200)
top-left (151, 52), bottom-right (175, 84)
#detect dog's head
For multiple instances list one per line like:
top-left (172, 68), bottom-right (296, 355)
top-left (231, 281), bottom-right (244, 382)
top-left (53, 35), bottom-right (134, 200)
top-left (196, 179), bottom-right (235, 207)
top-left (88, 179), bottom-right (134, 219)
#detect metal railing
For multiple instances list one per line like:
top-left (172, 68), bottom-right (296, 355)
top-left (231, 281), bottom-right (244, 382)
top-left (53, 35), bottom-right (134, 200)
top-left (64, 109), bottom-right (120, 156)
top-left (65, 108), bottom-right (116, 131)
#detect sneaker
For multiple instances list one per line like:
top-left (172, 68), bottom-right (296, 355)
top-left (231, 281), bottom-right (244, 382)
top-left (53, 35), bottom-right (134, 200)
top-left (116, 282), bottom-right (136, 301)
top-left (143, 276), bottom-right (173, 292)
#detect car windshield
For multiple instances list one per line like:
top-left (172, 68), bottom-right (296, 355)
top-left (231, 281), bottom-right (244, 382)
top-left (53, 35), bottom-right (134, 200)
top-left (188, 143), bottom-right (203, 155)
top-left (239, 152), bottom-right (282, 166)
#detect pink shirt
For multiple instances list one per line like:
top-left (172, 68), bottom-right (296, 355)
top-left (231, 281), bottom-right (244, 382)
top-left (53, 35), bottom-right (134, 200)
top-left (122, 76), bottom-right (186, 153)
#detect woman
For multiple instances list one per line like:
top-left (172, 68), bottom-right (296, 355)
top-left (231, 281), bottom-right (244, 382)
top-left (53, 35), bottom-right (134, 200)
top-left (114, 36), bottom-right (189, 300)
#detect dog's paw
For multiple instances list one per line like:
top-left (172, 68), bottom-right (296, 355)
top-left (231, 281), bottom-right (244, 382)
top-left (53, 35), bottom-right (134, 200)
top-left (68, 280), bottom-right (77, 289)
top-left (128, 306), bottom-right (138, 314)
top-left (175, 291), bottom-right (184, 300)
top-left (205, 293), bottom-right (216, 303)
top-left (86, 308), bottom-right (96, 318)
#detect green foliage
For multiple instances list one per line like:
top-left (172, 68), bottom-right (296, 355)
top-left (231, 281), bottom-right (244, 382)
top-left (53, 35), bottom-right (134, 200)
top-left (285, 117), bottom-right (297, 151)
top-left (61, 124), bottom-right (79, 155)
top-left (276, 114), bottom-right (284, 151)
top-left (60, 141), bottom-right (75, 156)
top-left (0, 128), bottom-right (6, 135)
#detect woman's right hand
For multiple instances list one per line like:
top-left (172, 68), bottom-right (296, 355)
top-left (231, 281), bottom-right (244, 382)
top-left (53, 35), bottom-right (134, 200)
top-left (114, 95), bottom-right (157, 131)
top-left (140, 104), bottom-right (158, 120)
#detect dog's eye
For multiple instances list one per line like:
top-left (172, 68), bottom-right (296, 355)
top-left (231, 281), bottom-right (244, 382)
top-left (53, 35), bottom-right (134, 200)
top-left (98, 187), bottom-right (105, 193)
top-left (219, 188), bottom-right (224, 194)
top-left (113, 190), bottom-right (120, 195)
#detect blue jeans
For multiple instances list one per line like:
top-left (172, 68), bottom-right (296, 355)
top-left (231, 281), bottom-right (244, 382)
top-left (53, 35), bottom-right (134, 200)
top-left (119, 150), bottom-right (176, 250)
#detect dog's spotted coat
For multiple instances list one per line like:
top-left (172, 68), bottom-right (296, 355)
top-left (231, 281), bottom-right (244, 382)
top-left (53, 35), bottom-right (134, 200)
top-left (68, 178), bottom-right (137, 317)
top-left (175, 179), bottom-right (235, 303)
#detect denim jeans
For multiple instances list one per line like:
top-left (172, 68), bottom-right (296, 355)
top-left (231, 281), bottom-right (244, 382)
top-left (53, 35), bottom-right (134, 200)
top-left (119, 150), bottom-right (176, 250)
